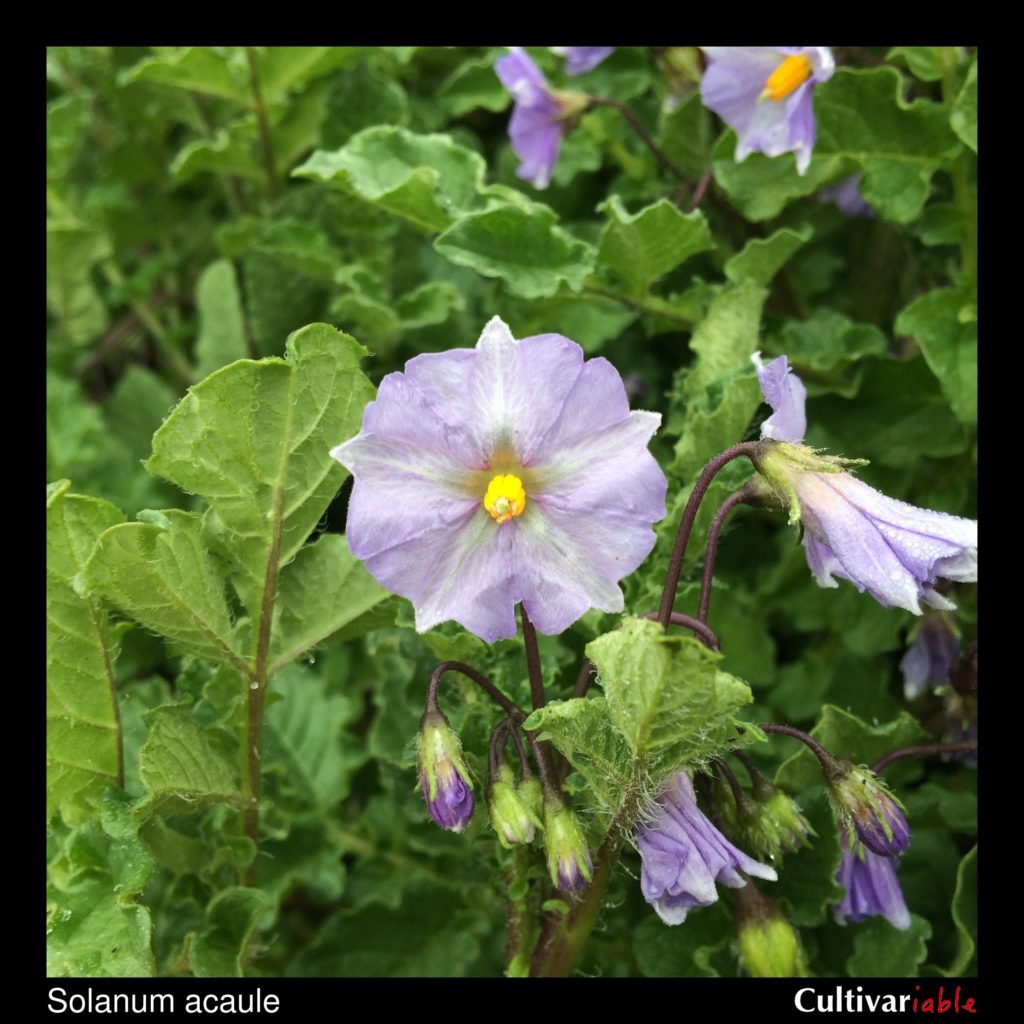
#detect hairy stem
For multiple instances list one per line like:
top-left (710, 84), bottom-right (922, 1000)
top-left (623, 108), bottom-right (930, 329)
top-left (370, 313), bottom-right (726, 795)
top-left (698, 486), bottom-right (754, 623)
top-left (872, 740), bottom-right (978, 774)
top-left (760, 722), bottom-right (844, 781)
top-left (427, 661), bottom-right (526, 722)
top-left (505, 846), bottom-right (539, 975)
top-left (640, 610), bottom-right (721, 651)
top-left (657, 442), bottom-right (762, 629)
top-left (521, 605), bottom-right (546, 710)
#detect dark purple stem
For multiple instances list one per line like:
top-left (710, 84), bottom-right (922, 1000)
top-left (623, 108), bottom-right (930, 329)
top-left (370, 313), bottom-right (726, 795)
top-left (872, 740), bottom-right (978, 774)
top-left (760, 722), bottom-right (844, 781)
top-left (427, 661), bottom-right (526, 723)
top-left (687, 165), bottom-right (713, 212)
top-left (698, 486), bottom-right (754, 623)
top-left (657, 442), bottom-right (762, 629)
top-left (640, 610), bottom-right (721, 651)
top-left (521, 605), bottom-right (546, 711)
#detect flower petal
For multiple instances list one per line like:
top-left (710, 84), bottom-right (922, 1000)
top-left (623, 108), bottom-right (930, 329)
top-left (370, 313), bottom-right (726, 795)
top-left (753, 352), bottom-right (807, 442)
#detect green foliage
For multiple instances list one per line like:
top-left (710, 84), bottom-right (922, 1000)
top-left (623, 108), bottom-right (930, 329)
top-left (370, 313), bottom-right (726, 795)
top-left (46, 44), bottom-right (977, 980)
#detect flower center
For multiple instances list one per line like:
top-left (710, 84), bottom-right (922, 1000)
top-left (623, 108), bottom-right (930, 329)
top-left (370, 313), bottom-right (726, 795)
top-left (484, 473), bottom-right (526, 524)
top-left (760, 54), bottom-right (813, 102)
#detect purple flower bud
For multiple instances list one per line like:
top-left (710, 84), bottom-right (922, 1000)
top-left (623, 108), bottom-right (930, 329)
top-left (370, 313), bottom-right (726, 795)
top-left (418, 711), bottom-right (475, 832)
top-left (637, 773), bottom-right (777, 925)
top-left (834, 832), bottom-right (911, 930)
top-left (542, 795), bottom-right (593, 892)
top-left (829, 764), bottom-right (910, 858)
top-left (900, 613), bottom-right (960, 700)
top-left (819, 173), bottom-right (875, 218)
top-left (700, 47), bottom-right (835, 175)
top-left (560, 47), bottom-right (615, 76)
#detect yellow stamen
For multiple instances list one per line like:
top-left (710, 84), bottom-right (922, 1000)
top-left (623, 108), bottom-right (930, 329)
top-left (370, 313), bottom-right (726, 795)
top-left (760, 54), bottom-right (813, 103)
top-left (484, 474), bottom-right (526, 524)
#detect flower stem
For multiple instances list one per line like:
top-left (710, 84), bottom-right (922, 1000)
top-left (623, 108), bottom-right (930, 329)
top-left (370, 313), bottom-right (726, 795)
top-left (245, 46), bottom-right (278, 202)
top-left (505, 845), bottom-right (539, 976)
top-left (657, 442), bottom-right (762, 629)
top-left (530, 761), bottom-right (647, 976)
top-left (427, 661), bottom-right (526, 723)
top-left (520, 605), bottom-right (546, 710)
top-left (698, 485), bottom-right (755, 623)
top-left (872, 740), bottom-right (978, 774)
top-left (760, 723), bottom-right (844, 781)
top-left (640, 610), bottom-right (721, 651)
top-left (589, 96), bottom-right (697, 190)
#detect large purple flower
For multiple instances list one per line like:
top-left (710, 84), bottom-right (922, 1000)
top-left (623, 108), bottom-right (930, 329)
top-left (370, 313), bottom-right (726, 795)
top-left (834, 832), bottom-right (911, 930)
top-left (700, 47), bottom-right (834, 175)
top-left (495, 48), bottom-right (571, 189)
top-left (332, 317), bottom-right (667, 642)
top-left (637, 773), bottom-right (777, 925)
top-left (753, 356), bottom-right (977, 615)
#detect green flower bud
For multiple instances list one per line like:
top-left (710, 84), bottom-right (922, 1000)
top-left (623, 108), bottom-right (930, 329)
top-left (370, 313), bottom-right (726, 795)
top-left (734, 883), bottom-right (809, 978)
top-left (487, 765), bottom-right (543, 848)
top-left (542, 795), bottom-right (593, 892)
top-left (828, 762), bottom-right (910, 858)
top-left (417, 710), bottom-right (474, 832)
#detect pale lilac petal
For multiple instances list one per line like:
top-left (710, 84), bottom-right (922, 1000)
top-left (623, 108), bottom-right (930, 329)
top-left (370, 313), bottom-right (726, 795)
top-left (835, 836), bottom-right (911, 931)
top-left (495, 47), bottom-right (548, 105)
top-left (802, 533), bottom-right (843, 589)
top-left (820, 174), bottom-right (875, 218)
top-left (753, 352), bottom-right (807, 442)
top-left (700, 47), bottom-right (833, 175)
top-left (495, 48), bottom-right (563, 189)
top-left (563, 47), bottom-right (615, 75)
top-left (900, 615), bottom-right (959, 699)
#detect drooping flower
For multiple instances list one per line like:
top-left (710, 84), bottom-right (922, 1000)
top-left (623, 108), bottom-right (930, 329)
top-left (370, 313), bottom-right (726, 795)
top-left (900, 612), bottom-right (960, 699)
top-left (637, 772), bottom-right (777, 926)
top-left (752, 352), bottom-right (807, 442)
top-left (700, 47), bottom-right (835, 174)
top-left (721, 775), bottom-right (813, 861)
top-left (487, 763), bottom-right (543, 848)
top-left (332, 316), bottom-right (667, 642)
top-left (820, 173), bottom-right (875, 218)
top-left (543, 794), bottom-right (593, 892)
top-left (495, 48), bottom-right (588, 189)
top-left (751, 357), bottom-right (978, 615)
top-left (834, 831), bottom-right (911, 930)
top-left (418, 710), bottom-right (475, 832)
top-left (828, 763), bottom-right (910, 858)
top-left (556, 46), bottom-right (615, 76)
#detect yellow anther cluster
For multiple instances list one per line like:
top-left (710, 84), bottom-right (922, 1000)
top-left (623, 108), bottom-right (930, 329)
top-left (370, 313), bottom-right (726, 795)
top-left (483, 474), bottom-right (526, 524)
top-left (761, 54), bottom-right (812, 102)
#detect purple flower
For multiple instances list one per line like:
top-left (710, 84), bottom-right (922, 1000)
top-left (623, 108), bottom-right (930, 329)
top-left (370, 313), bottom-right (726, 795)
top-left (752, 360), bottom-right (978, 616)
top-left (753, 352), bottom-right (807, 442)
top-left (637, 773), bottom-right (777, 925)
top-left (829, 764), bottom-right (911, 858)
top-left (834, 832), bottom-right (911, 930)
top-left (820, 173), bottom-right (875, 218)
top-left (495, 48), bottom-right (582, 189)
top-left (900, 613), bottom-right (960, 700)
top-left (558, 47), bottom-right (615, 76)
top-left (418, 711), bottom-right (475, 832)
top-left (700, 47), bottom-right (835, 175)
top-left (332, 316), bottom-right (667, 642)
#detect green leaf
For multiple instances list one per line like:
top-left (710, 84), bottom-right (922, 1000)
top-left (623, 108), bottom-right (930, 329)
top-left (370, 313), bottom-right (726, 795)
top-left (47, 791), bottom-right (155, 977)
top-left (438, 55), bottom-right (510, 116)
top-left (508, 293), bottom-right (637, 354)
top-left (47, 482), bottom-right (126, 823)
top-left (808, 356), bottom-right (968, 466)
top-left (263, 663), bottom-right (366, 811)
top-left (815, 68), bottom-right (962, 223)
top-left (47, 222), bottom-right (110, 347)
top-left (586, 618), bottom-right (754, 775)
top-left (685, 280), bottom-right (767, 393)
top-left (769, 308), bottom-right (887, 378)
top-left (944, 845), bottom-right (977, 975)
top-left (269, 534), bottom-right (389, 675)
top-left (320, 62), bottom-right (410, 149)
top-left (847, 914), bottom-right (932, 976)
top-left (136, 702), bottom-right (237, 818)
top-left (724, 225), bottom-right (813, 286)
top-left (170, 122), bottom-right (262, 185)
top-left (195, 259), bottom-right (249, 380)
top-left (596, 196), bottom-right (713, 296)
top-left (632, 900), bottom-right (731, 977)
top-left (105, 368), bottom-right (179, 463)
top-left (396, 281), bottom-right (465, 329)
top-left (146, 324), bottom-right (374, 605)
top-left (120, 47), bottom-right (248, 102)
top-left (257, 46), bottom-right (359, 99)
top-left (658, 90), bottom-right (713, 181)
top-left (775, 705), bottom-right (929, 792)
top-left (950, 59), bottom-right (977, 153)
top-left (287, 881), bottom-right (491, 976)
top-left (887, 47), bottom-right (944, 82)
top-left (295, 127), bottom-right (487, 232)
top-left (525, 697), bottom-right (633, 814)
top-left (434, 202), bottom-right (595, 299)
top-left (190, 887), bottom-right (269, 977)
top-left (895, 287), bottom-right (977, 425)
top-left (85, 512), bottom-right (248, 672)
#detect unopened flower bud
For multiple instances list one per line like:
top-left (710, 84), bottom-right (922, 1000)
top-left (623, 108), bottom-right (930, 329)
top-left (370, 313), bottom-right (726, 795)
top-left (542, 795), bottom-right (593, 892)
top-left (734, 882), bottom-right (809, 977)
top-left (828, 763), bottom-right (910, 857)
top-left (418, 709), bottom-right (475, 832)
top-left (734, 777), bottom-right (814, 860)
top-left (488, 764), bottom-right (543, 848)
top-left (518, 774), bottom-right (544, 822)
